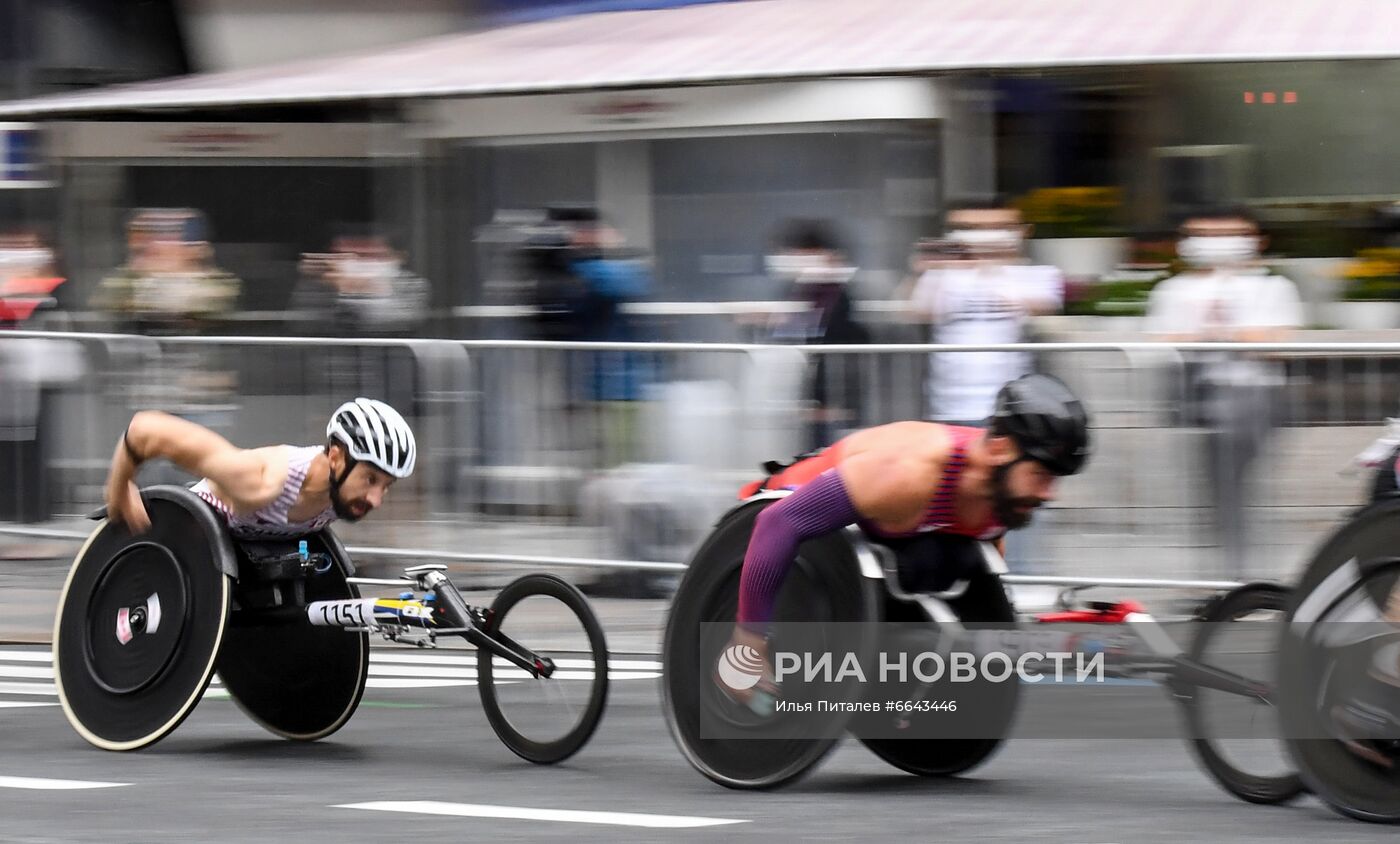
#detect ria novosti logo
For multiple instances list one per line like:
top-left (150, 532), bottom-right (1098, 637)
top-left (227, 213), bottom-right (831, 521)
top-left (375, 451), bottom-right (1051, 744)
top-left (716, 644), bottom-right (765, 691)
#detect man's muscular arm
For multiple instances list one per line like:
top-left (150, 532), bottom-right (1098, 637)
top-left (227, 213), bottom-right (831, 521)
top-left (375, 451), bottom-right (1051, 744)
top-left (104, 411), bottom-right (283, 532)
top-left (734, 424), bottom-right (946, 631)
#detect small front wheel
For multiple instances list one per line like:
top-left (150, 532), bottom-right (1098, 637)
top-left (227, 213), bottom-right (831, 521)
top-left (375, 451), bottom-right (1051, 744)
top-left (1179, 581), bottom-right (1303, 805)
top-left (477, 574), bottom-right (609, 764)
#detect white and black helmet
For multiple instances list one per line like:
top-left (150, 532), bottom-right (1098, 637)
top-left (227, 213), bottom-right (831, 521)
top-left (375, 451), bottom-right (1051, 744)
top-left (326, 398), bottom-right (417, 479)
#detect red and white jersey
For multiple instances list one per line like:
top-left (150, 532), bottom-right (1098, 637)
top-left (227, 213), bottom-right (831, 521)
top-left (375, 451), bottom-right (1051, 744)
top-left (192, 445), bottom-right (335, 539)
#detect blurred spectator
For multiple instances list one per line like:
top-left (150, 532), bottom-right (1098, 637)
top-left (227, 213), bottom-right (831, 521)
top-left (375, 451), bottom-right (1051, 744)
top-left (293, 232), bottom-right (431, 337)
top-left (518, 214), bottom-right (589, 342)
top-left (90, 209), bottom-right (242, 428)
top-left (907, 199), bottom-right (1063, 426)
top-left (542, 206), bottom-right (655, 466)
top-left (765, 218), bottom-right (870, 450)
top-left (0, 230), bottom-right (65, 326)
top-left (0, 230), bottom-right (80, 530)
top-left (1144, 207), bottom-right (1304, 578)
top-left (92, 208), bottom-right (241, 333)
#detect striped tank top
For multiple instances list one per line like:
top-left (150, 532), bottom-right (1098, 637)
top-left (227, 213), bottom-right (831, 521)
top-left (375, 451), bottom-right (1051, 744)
top-left (192, 445), bottom-right (336, 540)
top-left (743, 425), bottom-right (1005, 541)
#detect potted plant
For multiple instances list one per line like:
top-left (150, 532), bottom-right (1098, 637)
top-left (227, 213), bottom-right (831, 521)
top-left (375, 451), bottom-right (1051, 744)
top-left (1330, 247), bottom-right (1400, 329)
top-left (1018, 187), bottom-right (1131, 280)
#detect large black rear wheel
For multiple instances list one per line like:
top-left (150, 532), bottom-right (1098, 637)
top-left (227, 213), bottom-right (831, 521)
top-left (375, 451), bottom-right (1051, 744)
top-left (53, 488), bottom-right (232, 751)
top-left (662, 500), bottom-right (881, 789)
top-left (1280, 500), bottom-right (1400, 823)
top-left (217, 530), bottom-right (369, 742)
top-left (853, 572), bottom-right (1021, 777)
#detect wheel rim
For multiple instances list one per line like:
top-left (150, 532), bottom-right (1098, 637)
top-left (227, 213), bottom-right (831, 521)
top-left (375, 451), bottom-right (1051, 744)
top-left (1188, 587), bottom-right (1296, 794)
top-left (83, 542), bottom-right (188, 696)
top-left (1283, 547), bottom-right (1400, 820)
top-left (665, 534), bottom-right (873, 787)
top-left (484, 591), bottom-right (604, 749)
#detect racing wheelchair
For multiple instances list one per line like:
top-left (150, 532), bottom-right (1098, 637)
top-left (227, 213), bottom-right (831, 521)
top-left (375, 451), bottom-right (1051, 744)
top-left (663, 492), bottom-right (1298, 803)
top-left (53, 485), bottom-right (609, 763)
top-left (1277, 494), bottom-right (1400, 823)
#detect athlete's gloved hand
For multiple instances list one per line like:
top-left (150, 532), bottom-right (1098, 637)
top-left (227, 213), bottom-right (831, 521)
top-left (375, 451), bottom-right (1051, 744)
top-left (106, 479), bottom-right (151, 535)
top-left (716, 625), bottom-right (782, 717)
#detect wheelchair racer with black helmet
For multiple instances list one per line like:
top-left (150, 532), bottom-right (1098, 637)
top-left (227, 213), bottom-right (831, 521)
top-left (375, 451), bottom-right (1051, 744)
top-left (718, 373), bottom-right (1092, 713)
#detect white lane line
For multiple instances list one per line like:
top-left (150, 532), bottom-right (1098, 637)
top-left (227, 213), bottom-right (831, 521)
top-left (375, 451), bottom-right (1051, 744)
top-left (0, 651), bottom-right (53, 662)
top-left (2, 651), bottom-right (665, 671)
top-left (370, 653), bottom-right (662, 671)
top-left (335, 801), bottom-right (748, 829)
top-left (0, 666), bottom-right (53, 679)
top-left (0, 702), bottom-right (58, 709)
top-left (369, 665), bottom-right (477, 679)
top-left (488, 669), bottom-right (658, 682)
top-left (371, 653), bottom-right (477, 666)
top-left (365, 665), bottom-right (658, 682)
top-left (0, 682), bottom-right (56, 696)
top-left (367, 678), bottom-right (475, 689)
top-left (0, 671), bottom-right (654, 701)
top-left (0, 776), bottom-right (129, 790)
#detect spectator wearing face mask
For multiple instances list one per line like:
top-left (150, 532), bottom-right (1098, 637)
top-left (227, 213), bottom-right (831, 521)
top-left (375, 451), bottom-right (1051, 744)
top-left (908, 200), bottom-right (1063, 427)
top-left (1145, 207), bottom-right (1303, 578)
top-left (294, 233), bottom-right (430, 337)
top-left (0, 230), bottom-right (64, 326)
top-left (765, 219), bottom-right (870, 450)
top-left (92, 209), bottom-right (241, 333)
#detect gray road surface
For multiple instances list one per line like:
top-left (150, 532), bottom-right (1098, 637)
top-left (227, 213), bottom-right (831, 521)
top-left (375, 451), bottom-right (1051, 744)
top-left (0, 642), bottom-right (1391, 843)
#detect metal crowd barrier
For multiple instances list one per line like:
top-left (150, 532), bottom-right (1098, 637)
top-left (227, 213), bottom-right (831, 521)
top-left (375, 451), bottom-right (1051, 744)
top-left (3, 332), bottom-right (1400, 587)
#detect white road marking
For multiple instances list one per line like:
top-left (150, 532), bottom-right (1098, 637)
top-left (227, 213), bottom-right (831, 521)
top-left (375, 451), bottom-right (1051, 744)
top-left (0, 776), bottom-right (129, 790)
top-left (3, 650), bottom-right (662, 671)
top-left (366, 678), bottom-right (475, 689)
top-left (0, 666), bottom-right (53, 679)
top-left (370, 652), bottom-right (662, 671)
top-left (335, 800), bottom-right (748, 829)
top-left (0, 682), bottom-right (56, 696)
top-left (0, 651), bottom-right (54, 662)
top-left (0, 651), bottom-right (657, 703)
top-left (367, 665), bottom-right (477, 679)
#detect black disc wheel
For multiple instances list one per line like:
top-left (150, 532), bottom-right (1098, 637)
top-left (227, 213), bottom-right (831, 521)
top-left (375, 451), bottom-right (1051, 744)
top-left (662, 500), bottom-right (882, 789)
top-left (54, 491), bottom-right (231, 751)
top-left (854, 573), bottom-right (1021, 777)
top-left (1280, 500), bottom-right (1400, 823)
top-left (1180, 581), bottom-right (1303, 805)
top-left (217, 530), bottom-right (369, 742)
top-left (477, 574), bottom-right (609, 764)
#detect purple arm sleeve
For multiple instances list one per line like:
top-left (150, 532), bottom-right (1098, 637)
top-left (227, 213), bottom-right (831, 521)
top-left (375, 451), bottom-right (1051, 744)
top-left (736, 469), bottom-right (859, 631)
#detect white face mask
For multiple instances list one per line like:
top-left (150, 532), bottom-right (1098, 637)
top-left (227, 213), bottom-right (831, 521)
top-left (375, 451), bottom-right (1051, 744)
top-left (1178, 236), bottom-right (1258, 268)
top-left (341, 258), bottom-right (400, 279)
top-left (766, 253), bottom-right (854, 285)
top-left (0, 248), bottom-right (52, 268)
top-left (949, 228), bottom-right (1022, 254)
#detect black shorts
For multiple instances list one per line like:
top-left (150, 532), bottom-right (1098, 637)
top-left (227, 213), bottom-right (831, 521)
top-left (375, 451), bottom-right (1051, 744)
top-left (874, 531), bottom-right (990, 594)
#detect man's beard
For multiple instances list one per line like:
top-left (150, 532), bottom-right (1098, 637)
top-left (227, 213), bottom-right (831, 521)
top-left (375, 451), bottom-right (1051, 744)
top-left (329, 470), bottom-right (366, 522)
top-left (991, 462), bottom-right (1041, 530)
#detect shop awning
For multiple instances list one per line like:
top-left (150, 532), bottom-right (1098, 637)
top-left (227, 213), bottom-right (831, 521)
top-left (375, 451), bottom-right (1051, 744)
top-left (0, 0), bottom-right (1394, 117)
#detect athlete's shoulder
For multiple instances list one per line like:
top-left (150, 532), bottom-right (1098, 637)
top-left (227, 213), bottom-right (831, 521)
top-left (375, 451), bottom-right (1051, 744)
top-left (841, 421), bottom-right (950, 468)
top-left (240, 445), bottom-right (295, 505)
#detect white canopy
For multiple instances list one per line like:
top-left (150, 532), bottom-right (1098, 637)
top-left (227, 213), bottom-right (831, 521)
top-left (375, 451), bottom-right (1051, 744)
top-left (0, 0), bottom-right (1393, 116)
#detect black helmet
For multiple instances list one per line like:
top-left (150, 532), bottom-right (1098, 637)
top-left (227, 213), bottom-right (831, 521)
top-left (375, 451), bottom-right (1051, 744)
top-left (989, 374), bottom-right (1092, 476)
